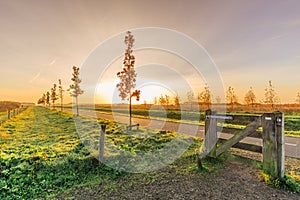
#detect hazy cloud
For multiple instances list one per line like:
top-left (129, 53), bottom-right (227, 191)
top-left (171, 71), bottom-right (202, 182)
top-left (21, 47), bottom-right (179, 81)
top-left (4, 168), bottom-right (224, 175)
top-left (29, 71), bottom-right (41, 84)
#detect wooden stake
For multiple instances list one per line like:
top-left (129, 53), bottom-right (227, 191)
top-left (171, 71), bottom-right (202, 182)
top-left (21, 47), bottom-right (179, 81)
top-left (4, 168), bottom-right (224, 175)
top-left (262, 112), bottom-right (284, 178)
top-left (204, 110), bottom-right (218, 157)
top-left (99, 124), bottom-right (106, 164)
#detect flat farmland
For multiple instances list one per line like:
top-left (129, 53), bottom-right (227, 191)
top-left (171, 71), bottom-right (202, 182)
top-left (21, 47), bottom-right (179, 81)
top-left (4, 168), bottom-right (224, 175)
top-left (0, 106), bottom-right (299, 199)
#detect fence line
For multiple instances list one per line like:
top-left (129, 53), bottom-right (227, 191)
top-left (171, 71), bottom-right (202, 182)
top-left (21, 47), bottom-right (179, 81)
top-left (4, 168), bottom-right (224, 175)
top-left (0, 106), bottom-right (27, 126)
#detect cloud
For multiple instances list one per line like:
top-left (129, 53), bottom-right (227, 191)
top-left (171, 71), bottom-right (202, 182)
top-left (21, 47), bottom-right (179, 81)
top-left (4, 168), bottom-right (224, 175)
top-left (282, 18), bottom-right (300, 27)
top-left (29, 71), bottom-right (41, 83)
top-left (49, 58), bottom-right (58, 66)
top-left (267, 34), bottom-right (285, 41)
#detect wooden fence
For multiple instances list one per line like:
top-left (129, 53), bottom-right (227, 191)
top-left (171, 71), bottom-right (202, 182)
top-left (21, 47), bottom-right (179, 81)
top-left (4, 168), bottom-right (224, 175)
top-left (198, 110), bottom-right (285, 178)
top-left (0, 106), bottom-right (26, 126)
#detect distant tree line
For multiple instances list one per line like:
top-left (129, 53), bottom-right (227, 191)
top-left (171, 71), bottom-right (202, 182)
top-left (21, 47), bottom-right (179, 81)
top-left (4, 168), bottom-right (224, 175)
top-left (152, 80), bottom-right (299, 111)
top-left (0, 101), bottom-right (21, 112)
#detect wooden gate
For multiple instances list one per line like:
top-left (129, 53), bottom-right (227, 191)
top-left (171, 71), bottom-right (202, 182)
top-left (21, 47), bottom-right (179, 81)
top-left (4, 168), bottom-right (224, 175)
top-left (198, 110), bottom-right (285, 178)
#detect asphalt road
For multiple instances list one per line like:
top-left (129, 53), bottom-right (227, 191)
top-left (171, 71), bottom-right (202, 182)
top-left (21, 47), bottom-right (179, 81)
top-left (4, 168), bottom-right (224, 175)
top-left (74, 109), bottom-right (300, 159)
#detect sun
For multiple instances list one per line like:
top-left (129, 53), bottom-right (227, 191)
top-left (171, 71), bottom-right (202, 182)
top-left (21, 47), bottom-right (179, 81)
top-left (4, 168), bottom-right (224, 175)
top-left (95, 81), bottom-right (175, 104)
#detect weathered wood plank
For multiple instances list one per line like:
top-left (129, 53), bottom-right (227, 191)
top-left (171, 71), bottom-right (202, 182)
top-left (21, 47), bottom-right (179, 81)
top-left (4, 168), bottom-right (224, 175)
top-left (218, 127), bottom-right (262, 139)
top-left (275, 112), bottom-right (285, 178)
top-left (219, 138), bottom-right (262, 153)
top-left (207, 115), bottom-right (233, 120)
top-left (198, 110), bottom-right (218, 158)
top-left (216, 118), bottom-right (261, 156)
top-left (205, 110), bottom-right (218, 157)
top-left (262, 112), bottom-right (285, 178)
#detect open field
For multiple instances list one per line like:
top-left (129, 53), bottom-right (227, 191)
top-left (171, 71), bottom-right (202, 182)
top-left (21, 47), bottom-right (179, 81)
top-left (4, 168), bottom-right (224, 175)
top-left (0, 106), bottom-right (299, 199)
top-left (0, 107), bottom-right (194, 199)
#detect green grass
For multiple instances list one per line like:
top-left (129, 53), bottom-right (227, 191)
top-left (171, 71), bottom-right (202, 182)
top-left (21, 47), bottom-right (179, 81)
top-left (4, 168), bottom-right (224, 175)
top-left (1, 106), bottom-right (299, 199)
top-left (92, 107), bottom-right (204, 121)
top-left (260, 172), bottom-right (300, 193)
top-left (0, 106), bottom-right (199, 199)
top-left (0, 111), bottom-right (7, 122)
top-left (284, 115), bottom-right (300, 136)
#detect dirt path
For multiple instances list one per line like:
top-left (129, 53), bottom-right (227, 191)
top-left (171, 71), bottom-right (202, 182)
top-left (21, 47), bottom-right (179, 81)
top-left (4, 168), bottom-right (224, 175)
top-left (53, 161), bottom-right (299, 199)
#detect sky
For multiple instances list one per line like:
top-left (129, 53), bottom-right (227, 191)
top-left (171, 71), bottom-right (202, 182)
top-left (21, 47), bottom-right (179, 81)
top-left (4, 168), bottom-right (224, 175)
top-left (1, 0), bottom-right (300, 104)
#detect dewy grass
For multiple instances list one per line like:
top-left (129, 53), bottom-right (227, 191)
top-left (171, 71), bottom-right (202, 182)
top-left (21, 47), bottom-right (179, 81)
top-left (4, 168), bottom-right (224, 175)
top-left (260, 171), bottom-right (300, 193)
top-left (0, 107), bottom-right (115, 199)
top-left (0, 106), bottom-right (202, 199)
top-left (1, 106), bottom-right (299, 199)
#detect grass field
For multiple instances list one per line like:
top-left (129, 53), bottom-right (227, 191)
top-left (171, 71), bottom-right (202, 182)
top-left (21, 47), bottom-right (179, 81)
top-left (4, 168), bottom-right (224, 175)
top-left (0, 107), bottom-right (199, 199)
top-left (0, 106), bottom-right (299, 199)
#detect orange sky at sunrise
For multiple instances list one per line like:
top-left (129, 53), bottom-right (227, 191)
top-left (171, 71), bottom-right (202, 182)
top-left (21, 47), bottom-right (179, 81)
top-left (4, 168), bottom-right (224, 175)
top-left (1, 0), bottom-right (300, 104)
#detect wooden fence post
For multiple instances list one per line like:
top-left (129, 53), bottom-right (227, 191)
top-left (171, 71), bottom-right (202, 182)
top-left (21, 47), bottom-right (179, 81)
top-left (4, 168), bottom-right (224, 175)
top-left (204, 110), bottom-right (218, 157)
top-left (99, 124), bottom-right (106, 164)
top-left (262, 112), bottom-right (285, 178)
top-left (7, 110), bottom-right (10, 119)
top-left (275, 111), bottom-right (285, 178)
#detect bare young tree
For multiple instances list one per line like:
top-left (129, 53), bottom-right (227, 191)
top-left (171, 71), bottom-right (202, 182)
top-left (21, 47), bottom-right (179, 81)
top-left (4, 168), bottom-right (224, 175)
top-left (215, 96), bottom-right (221, 104)
top-left (296, 91), bottom-right (300, 104)
top-left (187, 91), bottom-right (194, 110)
top-left (58, 79), bottom-right (64, 112)
top-left (116, 31), bottom-right (140, 129)
top-left (198, 84), bottom-right (212, 110)
top-left (174, 94), bottom-right (180, 108)
top-left (37, 94), bottom-right (46, 106)
top-left (226, 86), bottom-right (238, 109)
top-left (159, 94), bottom-right (166, 106)
top-left (51, 84), bottom-right (58, 109)
top-left (153, 96), bottom-right (158, 105)
top-left (68, 66), bottom-right (84, 116)
top-left (264, 80), bottom-right (279, 109)
top-left (165, 95), bottom-right (170, 109)
top-left (244, 87), bottom-right (256, 108)
top-left (46, 91), bottom-right (50, 107)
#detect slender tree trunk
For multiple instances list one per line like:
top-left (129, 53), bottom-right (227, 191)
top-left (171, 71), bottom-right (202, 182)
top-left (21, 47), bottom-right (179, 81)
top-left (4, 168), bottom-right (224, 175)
top-left (129, 96), bottom-right (132, 130)
top-left (61, 96), bottom-right (63, 112)
top-left (76, 96), bottom-right (79, 116)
